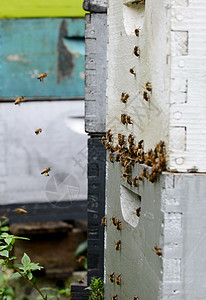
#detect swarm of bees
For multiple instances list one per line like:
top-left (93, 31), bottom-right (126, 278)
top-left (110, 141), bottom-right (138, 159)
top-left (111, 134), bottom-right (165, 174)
top-left (152, 244), bottom-right (162, 256)
top-left (102, 130), bottom-right (166, 185)
top-left (37, 73), bottom-right (47, 82)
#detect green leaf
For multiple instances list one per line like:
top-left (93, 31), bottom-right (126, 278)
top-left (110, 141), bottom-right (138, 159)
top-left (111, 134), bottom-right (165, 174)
top-left (27, 272), bottom-right (33, 280)
top-left (0, 233), bottom-right (9, 238)
top-left (5, 237), bottom-right (13, 245)
top-left (9, 272), bottom-right (22, 280)
top-left (0, 245), bottom-right (7, 250)
top-left (8, 256), bottom-right (16, 261)
top-left (0, 226), bottom-right (9, 232)
top-left (75, 240), bottom-right (88, 257)
top-left (0, 259), bottom-right (4, 265)
top-left (44, 294), bottom-right (56, 299)
top-left (21, 253), bottom-right (31, 267)
top-left (0, 250), bottom-right (9, 257)
top-left (2, 264), bottom-right (8, 271)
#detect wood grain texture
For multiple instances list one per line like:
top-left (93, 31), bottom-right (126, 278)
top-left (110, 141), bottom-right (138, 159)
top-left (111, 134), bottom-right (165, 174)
top-left (84, 13), bottom-right (107, 133)
top-left (0, 18), bottom-right (85, 98)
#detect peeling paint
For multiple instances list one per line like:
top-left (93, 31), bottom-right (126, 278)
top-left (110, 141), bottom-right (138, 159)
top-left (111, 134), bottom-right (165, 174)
top-left (6, 54), bottom-right (30, 63)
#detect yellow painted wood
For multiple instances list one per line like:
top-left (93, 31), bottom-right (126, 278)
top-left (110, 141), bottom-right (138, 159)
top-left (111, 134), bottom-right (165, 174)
top-left (0, 0), bottom-right (85, 18)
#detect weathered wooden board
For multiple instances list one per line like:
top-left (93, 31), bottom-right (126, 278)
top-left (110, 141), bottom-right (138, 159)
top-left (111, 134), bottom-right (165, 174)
top-left (84, 13), bottom-right (107, 133)
top-left (106, 0), bottom-right (206, 172)
top-left (105, 161), bottom-right (206, 299)
top-left (83, 0), bottom-right (107, 12)
top-left (0, 100), bottom-right (88, 205)
top-left (0, 18), bottom-right (85, 98)
top-left (0, 0), bottom-right (85, 18)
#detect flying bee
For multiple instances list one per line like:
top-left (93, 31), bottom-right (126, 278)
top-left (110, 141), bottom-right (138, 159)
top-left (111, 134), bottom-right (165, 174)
top-left (134, 28), bottom-right (140, 37)
top-left (133, 46), bottom-right (140, 57)
top-left (37, 73), bottom-right (47, 82)
top-left (145, 81), bottom-right (152, 92)
top-left (14, 96), bottom-right (24, 105)
top-left (76, 255), bottom-right (86, 264)
top-left (101, 216), bottom-right (107, 227)
top-left (112, 295), bottom-right (118, 300)
top-left (152, 244), bottom-right (162, 256)
top-left (115, 274), bottom-right (121, 285)
top-left (109, 272), bottom-right (115, 283)
top-left (0, 216), bottom-right (8, 221)
top-left (121, 114), bottom-right (127, 125)
top-left (143, 91), bottom-right (150, 101)
top-left (135, 207), bottom-right (141, 217)
top-left (14, 208), bottom-right (28, 215)
top-left (120, 92), bottom-right (129, 103)
top-left (116, 219), bottom-right (121, 230)
top-left (35, 128), bottom-right (42, 135)
top-left (126, 116), bottom-right (133, 124)
top-left (41, 167), bottom-right (51, 176)
top-left (129, 68), bottom-right (136, 76)
top-left (78, 279), bottom-right (84, 284)
top-left (115, 240), bottom-right (121, 251)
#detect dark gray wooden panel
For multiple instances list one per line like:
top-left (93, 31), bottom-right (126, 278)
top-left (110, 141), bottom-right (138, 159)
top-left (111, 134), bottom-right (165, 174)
top-left (84, 14), bottom-right (107, 133)
top-left (83, 0), bottom-right (107, 13)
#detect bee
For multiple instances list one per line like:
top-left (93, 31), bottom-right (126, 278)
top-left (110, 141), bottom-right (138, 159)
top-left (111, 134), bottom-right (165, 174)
top-left (126, 116), bottom-right (133, 124)
top-left (115, 240), bottom-right (121, 251)
top-left (35, 128), bottom-right (42, 135)
top-left (101, 216), bottom-right (107, 227)
top-left (138, 140), bottom-right (144, 149)
top-left (101, 136), bottom-right (106, 145)
top-left (133, 297), bottom-right (139, 300)
top-left (121, 92), bottom-right (129, 103)
top-left (138, 175), bottom-right (143, 181)
top-left (76, 256), bottom-right (86, 264)
top-left (109, 272), bottom-right (115, 283)
top-left (115, 274), bottom-right (121, 285)
top-left (145, 81), bottom-right (152, 92)
top-left (143, 91), bottom-right (150, 101)
top-left (112, 295), bottom-right (118, 300)
top-left (134, 28), bottom-right (140, 37)
top-left (14, 96), bottom-right (24, 105)
top-left (129, 68), bottom-right (136, 76)
top-left (0, 216), bottom-right (8, 220)
top-left (107, 129), bottom-right (113, 142)
top-left (135, 207), bottom-right (141, 217)
top-left (152, 244), bottom-right (162, 256)
top-left (116, 219), bottom-right (121, 230)
top-left (132, 176), bottom-right (139, 187)
top-left (133, 46), bottom-right (140, 57)
top-left (128, 134), bottom-right (134, 145)
top-left (41, 167), bottom-right (51, 176)
top-left (109, 153), bottom-right (115, 163)
top-left (78, 279), bottom-right (84, 284)
top-left (118, 134), bottom-right (125, 146)
top-left (121, 114), bottom-right (127, 125)
top-left (14, 208), bottom-right (28, 215)
top-left (142, 167), bottom-right (147, 177)
top-left (37, 73), bottom-right (47, 82)
top-left (110, 216), bottom-right (117, 226)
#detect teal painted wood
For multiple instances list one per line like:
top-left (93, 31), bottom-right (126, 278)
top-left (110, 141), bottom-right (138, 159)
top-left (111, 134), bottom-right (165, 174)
top-left (0, 18), bottom-right (85, 98)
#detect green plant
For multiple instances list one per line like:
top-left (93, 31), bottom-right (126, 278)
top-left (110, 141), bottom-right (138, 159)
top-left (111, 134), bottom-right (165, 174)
top-left (0, 219), bottom-right (47, 300)
top-left (86, 277), bottom-right (104, 300)
top-left (0, 273), bottom-right (15, 300)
